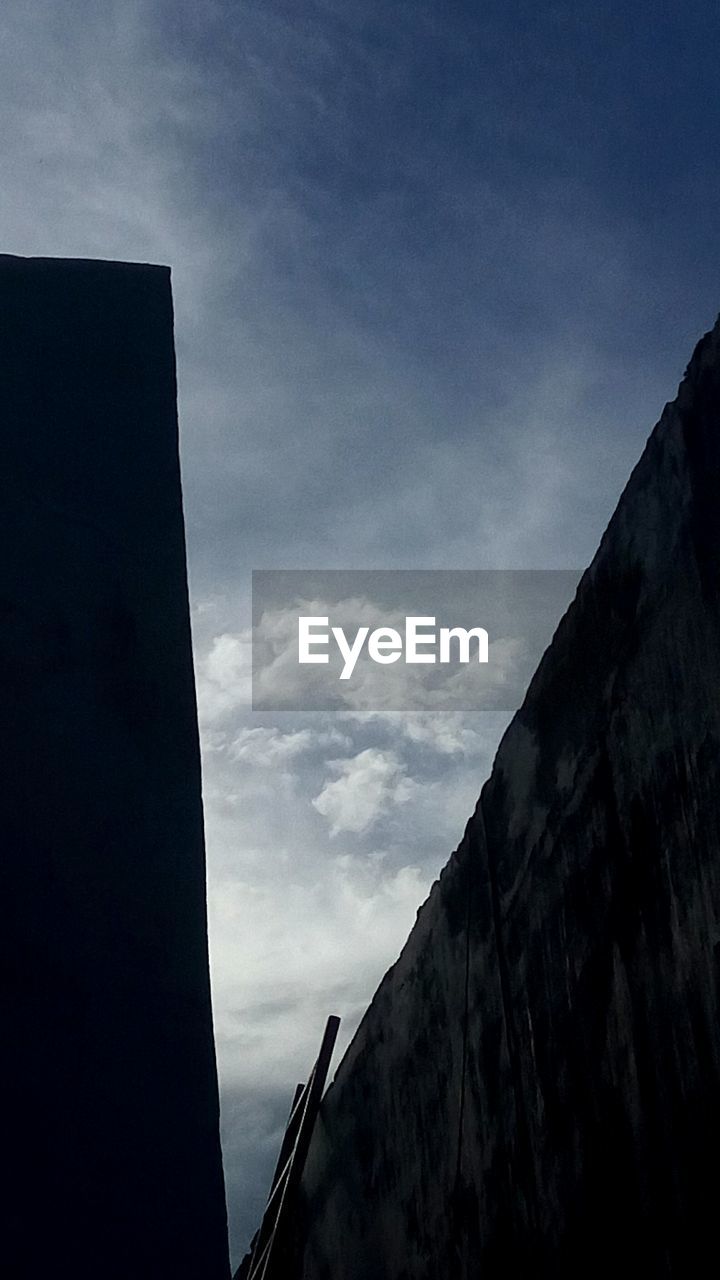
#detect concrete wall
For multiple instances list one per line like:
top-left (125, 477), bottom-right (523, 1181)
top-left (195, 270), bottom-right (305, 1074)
top-left (297, 318), bottom-right (720, 1278)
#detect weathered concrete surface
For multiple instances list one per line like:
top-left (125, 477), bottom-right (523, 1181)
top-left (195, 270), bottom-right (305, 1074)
top-left (0, 256), bottom-right (229, 1279)
top-left (297, 318), bottom-right (720, 1278)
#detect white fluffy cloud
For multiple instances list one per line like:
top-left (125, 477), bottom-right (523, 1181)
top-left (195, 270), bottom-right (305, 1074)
top-left (197, 631), bottom-right (253, 725)
top-left (311, 747), bottom-right (416, 835)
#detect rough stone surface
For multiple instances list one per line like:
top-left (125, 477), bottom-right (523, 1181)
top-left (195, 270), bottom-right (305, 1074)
top-left (297, 318), bottom-right (720, 1278)
top-left (0, 255), bottom-right (230, 1279)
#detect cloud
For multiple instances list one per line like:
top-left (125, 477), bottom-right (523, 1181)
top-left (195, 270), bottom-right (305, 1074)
top-left (343, 710), bottom-right (491, 756)
top-left (197, 631), bottom-right (253, 725)
top-left (210, 847), bottom-right (431, 1091)
top-left (229, 725), bottom-right (351, 767)
top-left (311, 747), bottom-right (416, 835)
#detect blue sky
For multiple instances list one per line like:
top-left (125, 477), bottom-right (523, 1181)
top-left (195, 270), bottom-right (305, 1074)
top-left (3, 0), bottom-right (720, 1263)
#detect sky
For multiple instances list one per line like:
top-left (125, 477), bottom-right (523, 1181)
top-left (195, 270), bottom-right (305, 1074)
top-left (2, 0), bottom-right (720, 1264)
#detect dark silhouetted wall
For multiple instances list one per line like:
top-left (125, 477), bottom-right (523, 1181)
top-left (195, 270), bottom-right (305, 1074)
top-left (0, 255), bottom-right (229, 1280)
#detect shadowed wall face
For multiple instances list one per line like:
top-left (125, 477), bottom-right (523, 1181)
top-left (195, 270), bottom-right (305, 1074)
top-left (0, 256), bottom-right (229, 1279)
top-left (297, 321), bottom-right (720, 1279)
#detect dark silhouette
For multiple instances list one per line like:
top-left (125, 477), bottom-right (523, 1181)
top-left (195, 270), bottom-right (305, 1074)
top-left (0, 255), bottom-right (230, 1279)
